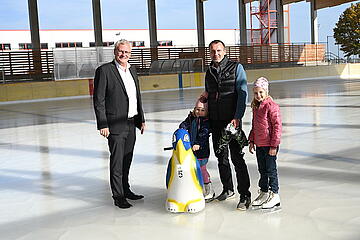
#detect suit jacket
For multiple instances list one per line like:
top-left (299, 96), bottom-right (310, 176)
top-left (93, 60), bottom-right (145, 134)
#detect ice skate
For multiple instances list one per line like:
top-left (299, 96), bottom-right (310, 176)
top-left (203, 182), bottom-right (215, 203)
top-left (261, 191), bottom-right (280, 210)
top-left (216, 190), bottom-right (235, 201)
top-left (236, 195), bottom-right (251, 211)
top-left (251, 190), bottom-right (269, 209)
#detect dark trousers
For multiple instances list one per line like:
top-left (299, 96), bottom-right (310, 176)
top-left (256, 146), bottom-right (279, 193)
top-left (107, 119), bottom-right (136, 200)
top-left (211, 120), bottom-right (251, 197)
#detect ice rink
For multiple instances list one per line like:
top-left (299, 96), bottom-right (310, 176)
top-left (0, 77), bottom-right (360, 240)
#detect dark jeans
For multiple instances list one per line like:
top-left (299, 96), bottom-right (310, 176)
top-left (107, 119), bottom-right (136, 200)
top-left (256, 146), bottom-right (279, 194)
top-left (211, 120), bottom-right (251, 197)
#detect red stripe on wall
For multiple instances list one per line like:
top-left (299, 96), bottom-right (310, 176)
top-left (89, 79), bottom-right (94, 96)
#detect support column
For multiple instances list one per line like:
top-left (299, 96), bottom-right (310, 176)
top-left (92, 0), bottom-right (103, 63)
top-left (310, 0), bottom-right (318, 44)
top-left (238, 0), bottom-right (247, 46)
top-left (147, 0), bottom-right (158, 62)
top-left (276, 0), bottom-right (285, 63)
top-left (92, 0), bottom-right (103, 47)
top-left (27, 0), bottom-right (42, 81)
top-left (276, 0), bottom-right (284, 44)
top-left (196, 0), bottom-right (206, 63)
top-left (196, 0), bottom-right (205, 47)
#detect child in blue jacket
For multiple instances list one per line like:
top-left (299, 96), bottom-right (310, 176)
top-left (179, 96), bottom-right (214, 202)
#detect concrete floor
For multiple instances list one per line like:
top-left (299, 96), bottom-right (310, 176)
top-left (0, 77), bottom-right (360, 240)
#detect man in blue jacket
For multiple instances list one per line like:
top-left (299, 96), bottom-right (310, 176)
top-left (205, 40), bottom-right (251, 210)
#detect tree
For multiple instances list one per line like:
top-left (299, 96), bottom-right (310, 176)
top-left (333, 3), bottom-right (360, 58)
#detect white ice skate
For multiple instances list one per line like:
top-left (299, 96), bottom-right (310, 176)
top-left (251, 190), bottom-right (269, 209)
top-left (261, 191), bottom-right (281, 210)
top-left (203, 182), bottom-right (215, 203)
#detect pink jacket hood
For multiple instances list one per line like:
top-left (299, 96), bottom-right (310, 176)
top-left (249, 97), bottom-right (282, 147)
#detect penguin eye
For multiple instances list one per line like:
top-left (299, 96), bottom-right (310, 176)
top-left (184, 134), bottom-right (190, 142)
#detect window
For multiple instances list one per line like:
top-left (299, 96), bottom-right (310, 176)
top-left (130, 41), bottom-right (145, 47)
top-left (157, 40), bottom-right (173, 47)
top-left (89, 41), bottom-right (114, 47)
top-left (40, 43), bottom-right (48, 49)
top-left (19, 43), bottom-right (32, 50)
top-left (55, 42), bottom-right (83, 48)
top-left (0, 43), bottom-right (11, 50)
top-left (19, 43), bottom-right (48, 50)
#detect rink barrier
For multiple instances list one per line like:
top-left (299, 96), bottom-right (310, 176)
top-left (0, 79), bottom-right (90, 102)
top-left (0, 63), bottom-right (360, 102)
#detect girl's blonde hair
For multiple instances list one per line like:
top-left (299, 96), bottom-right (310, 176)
top-left (251, 95), bottom-right (272, 109)
top-left (251, 98), bottom-right (260, 109)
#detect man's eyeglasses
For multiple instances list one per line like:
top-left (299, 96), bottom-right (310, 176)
top-left (116, 50), bottom-right (131, 55)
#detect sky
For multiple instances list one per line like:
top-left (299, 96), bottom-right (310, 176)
top-left (0, 0), bottom-right (358, 45)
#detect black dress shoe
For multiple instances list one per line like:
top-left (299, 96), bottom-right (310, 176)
top-left (125, 192), bottom-right (144, 200)
top-left (114, 198), bottom-right (132, 209)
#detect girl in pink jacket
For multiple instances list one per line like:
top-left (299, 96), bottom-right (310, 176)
top-left (248, 77), bottom-right (282, 209)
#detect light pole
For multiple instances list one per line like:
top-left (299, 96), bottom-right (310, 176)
top-left (326, 35), bottom-right (334, 62)
top-left (326, 35), bottom-right (330, 60)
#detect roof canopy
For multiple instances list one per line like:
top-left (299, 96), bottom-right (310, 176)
top-left (244, 0), bottom-right (356, 10)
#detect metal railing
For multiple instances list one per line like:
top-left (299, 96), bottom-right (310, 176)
top-left (325, 52), bottom-right (346, 64)
top-left (0, 50), bottom-right (53, 83)
top-left (0, 43), bottom-right (329, 82)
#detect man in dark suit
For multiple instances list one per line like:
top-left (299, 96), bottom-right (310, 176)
top-left (93, 39), bottom-right (145, 209)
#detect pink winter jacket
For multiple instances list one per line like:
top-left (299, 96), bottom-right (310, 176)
top-left (248, 97), bottom-right (282, 147)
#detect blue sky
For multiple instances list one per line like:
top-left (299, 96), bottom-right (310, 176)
top-left (0, 0), bottom-right (358, 43)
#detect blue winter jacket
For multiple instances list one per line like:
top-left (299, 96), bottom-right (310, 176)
top-left (179, 112), bottom-right (210, 159)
